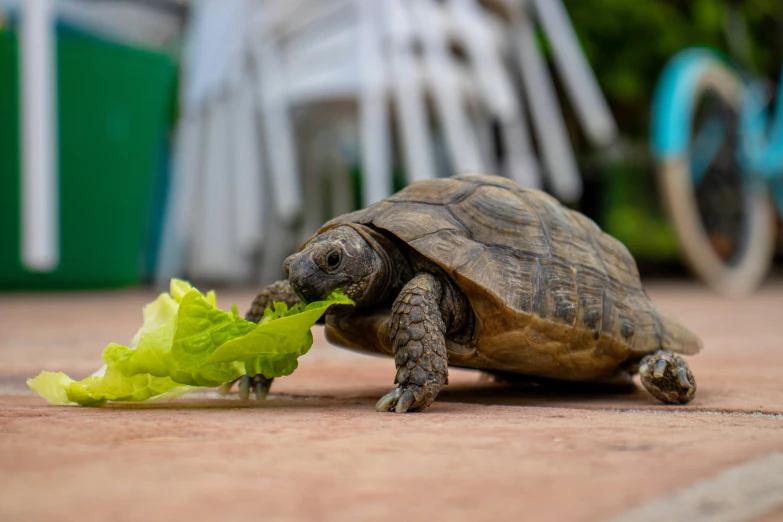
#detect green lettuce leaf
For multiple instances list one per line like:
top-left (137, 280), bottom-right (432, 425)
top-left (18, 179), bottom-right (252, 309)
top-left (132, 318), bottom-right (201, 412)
top-left (27, 280), bottom-right (353, 407)
top-left (210, 292), bottom-right (354, 378)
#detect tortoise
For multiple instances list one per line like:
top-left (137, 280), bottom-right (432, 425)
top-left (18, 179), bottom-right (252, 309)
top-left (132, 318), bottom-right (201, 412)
top-left (237, 174), bottom-right (701, 413)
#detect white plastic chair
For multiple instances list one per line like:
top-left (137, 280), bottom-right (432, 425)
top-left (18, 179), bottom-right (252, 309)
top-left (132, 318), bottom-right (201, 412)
top-left (161, 0), bottom-right (618, 285)
top-left (531, 0), bottom-right (617, 148)
top-left (448, 0), bottom-right (541, 188)
top-left (229, 64), bottom-right (265, 256)
top-left (251, 0), bottom-right (391, 209)
top-left (382, 0), bottom-right (438, 184)
top-left (488, 0), bottom-right (618, 202)
top-left (506, 0), bottom-right (583, 202)
top-left (408, 0), bottom-right (489, 175)
top-left (244, 0), bottom-right (389, 280)
top-left (158, 0), bottom-right (261, 284)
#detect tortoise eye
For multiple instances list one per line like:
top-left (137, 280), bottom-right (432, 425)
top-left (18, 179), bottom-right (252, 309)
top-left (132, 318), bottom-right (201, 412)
top-left (327, 251), bottom-right (341, 268)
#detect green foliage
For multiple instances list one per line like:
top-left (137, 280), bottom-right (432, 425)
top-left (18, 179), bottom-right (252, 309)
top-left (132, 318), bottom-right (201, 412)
top-left (558, 1), bottom-right (781, 259)
top-left (601, 162), bottom-right (679, 260)
top-left (563, 0), bottom-right (782, 138)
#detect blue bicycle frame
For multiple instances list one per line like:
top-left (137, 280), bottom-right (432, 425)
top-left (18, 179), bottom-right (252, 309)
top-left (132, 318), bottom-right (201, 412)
top-left (651, 47), bottom-right (783, 214)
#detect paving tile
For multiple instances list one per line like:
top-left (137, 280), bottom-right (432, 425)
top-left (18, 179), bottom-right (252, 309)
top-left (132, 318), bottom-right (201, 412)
top-left (1, 280), bottom-right (782, 521)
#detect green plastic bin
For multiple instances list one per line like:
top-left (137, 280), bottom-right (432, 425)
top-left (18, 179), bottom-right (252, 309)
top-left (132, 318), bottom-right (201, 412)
top-left (0, 28), bottom-right (175, 290)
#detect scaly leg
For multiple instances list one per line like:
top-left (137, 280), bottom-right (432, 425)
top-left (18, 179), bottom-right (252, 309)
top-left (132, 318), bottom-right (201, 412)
top-left (220, 280), bottom-right (301, 400)
top-left (639, 349), bottom-right (696, 404)
top-left (376, 273), bottom-right (449, 413)
top-left (245, 280), bottom-right (302, 322)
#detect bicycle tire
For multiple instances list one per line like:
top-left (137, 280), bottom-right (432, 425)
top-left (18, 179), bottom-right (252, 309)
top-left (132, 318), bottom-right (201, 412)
top-left (658, 62), bottom-right (776, 296)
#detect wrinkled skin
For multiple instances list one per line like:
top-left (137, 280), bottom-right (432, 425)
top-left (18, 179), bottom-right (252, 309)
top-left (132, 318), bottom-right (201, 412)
top-left (283, 225), bottom-right (404, 307)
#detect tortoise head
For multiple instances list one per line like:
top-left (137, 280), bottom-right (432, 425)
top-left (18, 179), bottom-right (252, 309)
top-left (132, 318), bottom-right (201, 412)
top-left (283, 225), bottom-right (406, 306)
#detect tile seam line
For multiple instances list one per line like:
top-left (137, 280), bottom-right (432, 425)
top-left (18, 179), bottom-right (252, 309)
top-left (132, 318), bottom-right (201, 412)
top-left (608, 452), bottom-right (783, 522)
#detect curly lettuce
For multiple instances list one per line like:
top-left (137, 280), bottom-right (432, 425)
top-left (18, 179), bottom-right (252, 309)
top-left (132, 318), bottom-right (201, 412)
top-left (27, 280), bottom-right (353, 407)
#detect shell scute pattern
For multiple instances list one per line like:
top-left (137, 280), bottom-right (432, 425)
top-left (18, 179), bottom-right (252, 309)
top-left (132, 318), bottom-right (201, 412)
top-left (318, 175), bottom-right (701, 368)
top-left (534, 258), bottom-right (579, 327)
top-left (373, 202), bottom-right (461, 242)
top-left (452, 245), bottom-right (538, 318)
top-left (322, 176), bottom-right (643, 338)
top-left (449, 184), bottom-right (551, 258)
top-left (386, 177), bottom-right (474, 205)
top-left (407, 229), bottom-right (479, 271)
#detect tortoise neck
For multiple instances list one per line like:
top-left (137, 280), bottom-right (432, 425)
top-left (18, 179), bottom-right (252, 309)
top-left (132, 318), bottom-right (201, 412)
top-left (346, 224), bottom-right (413, 305)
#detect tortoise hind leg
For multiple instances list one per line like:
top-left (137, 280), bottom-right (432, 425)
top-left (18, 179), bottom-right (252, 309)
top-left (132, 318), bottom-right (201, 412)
top-left (638, 349), bottom-right (696, 404)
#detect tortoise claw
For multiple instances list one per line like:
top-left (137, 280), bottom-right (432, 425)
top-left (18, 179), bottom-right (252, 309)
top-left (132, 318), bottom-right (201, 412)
top-left (653, 359), bottom-right (668, 379)
top-left (254, 375), bottom-right (271, 401)
top-left (677, 367), bottom-right (692, 389)
top-left (238, 375), bottom-right (251, 400)
top-left (218, 380), bottom-right (234, 396)
top-left (376, 388), bottom-right (402, 412)
top-left (376, 386), bottom-right (428, 413)
top-left (395, 390), bottom-right (416, 413)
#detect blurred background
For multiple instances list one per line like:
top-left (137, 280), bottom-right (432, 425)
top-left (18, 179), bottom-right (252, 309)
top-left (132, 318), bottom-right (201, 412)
top-left (1, 0), bottom-right (781, 295)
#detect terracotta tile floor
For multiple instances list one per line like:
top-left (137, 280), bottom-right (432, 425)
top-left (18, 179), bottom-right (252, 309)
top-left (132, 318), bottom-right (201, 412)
top-left (1, 280), bottom-right (781, 521)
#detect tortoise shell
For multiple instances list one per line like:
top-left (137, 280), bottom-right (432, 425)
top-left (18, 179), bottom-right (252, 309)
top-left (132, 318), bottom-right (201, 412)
top-left (317, 175), bottom-right (701, 382)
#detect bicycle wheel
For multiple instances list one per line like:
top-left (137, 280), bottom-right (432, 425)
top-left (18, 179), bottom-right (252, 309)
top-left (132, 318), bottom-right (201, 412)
top-left (657, 60), bottom-right (776, 295)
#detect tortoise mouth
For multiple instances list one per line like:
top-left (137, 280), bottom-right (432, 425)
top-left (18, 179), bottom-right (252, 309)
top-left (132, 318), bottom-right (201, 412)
top-left (286, 252), bottom-right (329, 303)
top-left (290, 280), bottom-right (320, 304)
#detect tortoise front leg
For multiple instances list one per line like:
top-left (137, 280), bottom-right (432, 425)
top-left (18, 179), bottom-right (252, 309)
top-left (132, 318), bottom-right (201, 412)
top-left (221, 280), bottom-right (302, 400)
top-left (376, 273), bottom-right (448, 413)
top-left (245, 280), bottom-right (302, 322)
